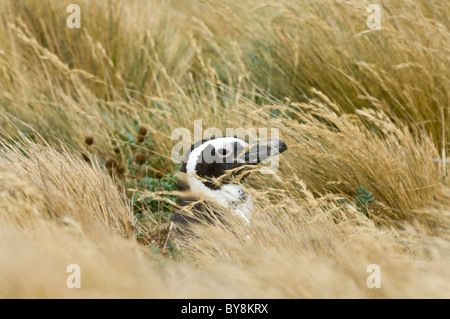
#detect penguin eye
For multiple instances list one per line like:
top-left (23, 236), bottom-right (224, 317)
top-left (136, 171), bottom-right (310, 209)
top-left (217, 148), bottom-right (231, 157)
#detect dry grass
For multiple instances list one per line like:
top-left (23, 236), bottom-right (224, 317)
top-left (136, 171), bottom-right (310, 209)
top-left (0, 0), bottom-right (449, 298)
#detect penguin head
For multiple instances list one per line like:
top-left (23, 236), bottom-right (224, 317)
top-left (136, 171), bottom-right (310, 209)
top-left (180, 136), bottom-right (287, 191)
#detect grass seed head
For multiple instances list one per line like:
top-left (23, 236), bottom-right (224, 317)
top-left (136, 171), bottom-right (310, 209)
top-left (81, 152), bottom-right (91, 163)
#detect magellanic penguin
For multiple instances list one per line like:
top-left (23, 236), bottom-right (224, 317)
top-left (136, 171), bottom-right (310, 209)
top-left (172, 136), bottom-right (287, 231)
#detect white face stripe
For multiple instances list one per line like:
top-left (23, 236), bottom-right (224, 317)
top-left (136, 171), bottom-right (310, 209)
top-left (185, 137), bottom-right (248, 176)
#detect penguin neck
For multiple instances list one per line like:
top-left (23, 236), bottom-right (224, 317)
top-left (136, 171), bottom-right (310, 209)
top-left (187, 176), bottom-right (253, 224)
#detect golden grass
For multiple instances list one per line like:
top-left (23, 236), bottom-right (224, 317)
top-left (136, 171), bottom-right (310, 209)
top-left (0, 0), bottom-right (449, 298)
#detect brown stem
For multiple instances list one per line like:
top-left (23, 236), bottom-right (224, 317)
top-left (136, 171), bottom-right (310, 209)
top-left (157, 177), bottom-right (162, 224)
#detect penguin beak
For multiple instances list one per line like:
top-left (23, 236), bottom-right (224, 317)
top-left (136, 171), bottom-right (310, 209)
top-left (241, 138), bottom-right (287, 164)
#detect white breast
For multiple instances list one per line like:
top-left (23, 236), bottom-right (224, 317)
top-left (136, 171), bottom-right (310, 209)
top-left (218, 184), bottom-right (253, 224)
top-left (187, 176), bottom-right (253, 224)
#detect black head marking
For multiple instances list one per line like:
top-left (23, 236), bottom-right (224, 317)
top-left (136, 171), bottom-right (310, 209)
top-left (180, 136), bottom-right (287, 191)
top-left (193, 141), bottom-right (248, 190)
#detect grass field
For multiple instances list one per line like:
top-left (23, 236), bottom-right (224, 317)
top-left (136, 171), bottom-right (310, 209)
top-left (0, 0), bottom-right (449, 298)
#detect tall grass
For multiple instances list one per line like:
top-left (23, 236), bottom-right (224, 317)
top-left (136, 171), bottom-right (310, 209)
top-left (0, 0), bottom-right (448, 298)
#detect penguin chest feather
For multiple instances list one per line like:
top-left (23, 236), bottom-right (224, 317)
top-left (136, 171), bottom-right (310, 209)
top-left (187, 176), bottom-right (253, 224)
top-left (217, 184), bottom-right (253, 224)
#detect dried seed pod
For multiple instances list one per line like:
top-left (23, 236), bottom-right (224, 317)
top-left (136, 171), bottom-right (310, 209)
top-left (139, 126), bottom-right (148, 135)
top-left (117, 164), bottom-right (126, 175)
top-left (137, 134), bottom-right (145, 143)
top-left (113, 146), bottom-right (121, 154)
top-left (135, 154), bottom-right (147, 165)
top-left (85, 136), bottom-right (94, 146)
top-left (154, 170), bottom-right (164, 179)
top-left (105, 158), bottom-right (118, 169)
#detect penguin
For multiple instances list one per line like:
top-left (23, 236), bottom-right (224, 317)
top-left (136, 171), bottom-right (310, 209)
top-left (172, 136), bottom-right (287, 230)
